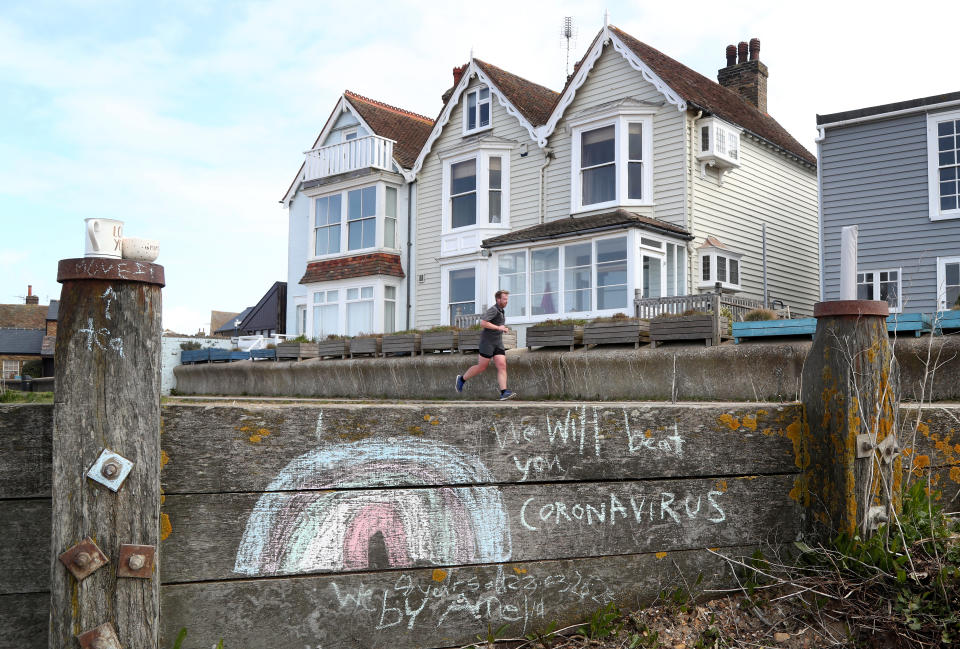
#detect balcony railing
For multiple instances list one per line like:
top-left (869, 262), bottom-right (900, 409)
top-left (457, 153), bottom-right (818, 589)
top-left (304, 135), bottom-right (395, 181)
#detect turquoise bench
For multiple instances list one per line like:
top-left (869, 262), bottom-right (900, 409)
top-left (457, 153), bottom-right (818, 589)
top-left (934, 310), bottom-right (960, 335)
top-left (886, 312), bottom-right (932, 337)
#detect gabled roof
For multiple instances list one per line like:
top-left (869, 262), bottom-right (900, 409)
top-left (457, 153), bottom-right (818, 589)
top-left (698, 236), bottom-right (732, 250)
top-left (343, 91), bottom-right (435, 168)
top-left (237, 281), bottom-right (286, 333)
top-left (482, 209), bottom-right (691, 249)
top-left (472, 60), bottom-right (558, 126)
top-left (606, 26), bottom-right (815, 166)
top-left (281, 92), bottom-right (435, 204)
top-left (214, 307), bottom-right (253, 335)
top-left (0, 328), bottom-right (44, 355)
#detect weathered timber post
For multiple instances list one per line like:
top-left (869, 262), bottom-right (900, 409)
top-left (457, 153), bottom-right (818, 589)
top-left (800, 300), bottom-right (901, 541)
top-left (49, 258), bottom-right (164, 648)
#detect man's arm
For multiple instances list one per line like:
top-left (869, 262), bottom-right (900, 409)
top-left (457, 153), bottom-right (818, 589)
top-left (479, 318), bottom-right (509, 332)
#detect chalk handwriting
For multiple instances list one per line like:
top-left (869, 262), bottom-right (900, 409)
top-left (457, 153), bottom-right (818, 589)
top-left (76, 317), bottom-right (124, 357)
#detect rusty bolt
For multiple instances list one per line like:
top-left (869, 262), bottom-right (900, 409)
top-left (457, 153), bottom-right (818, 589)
top-left (101, 461), bottom-right (119, 479)
top-left (128, 554), bottom-right (146, 570)
top-left (73, 552), bottom-right (91, 568)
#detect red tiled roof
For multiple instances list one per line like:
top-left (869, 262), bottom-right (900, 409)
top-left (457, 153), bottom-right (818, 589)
top-left (607, 26), bottom-right (815, 166)
top-left (344, 91), bottom-right (435, 169)
top-left (473, 60), bottom-right (559, 126)
top-left (300, 253), bottom-right (405, 284)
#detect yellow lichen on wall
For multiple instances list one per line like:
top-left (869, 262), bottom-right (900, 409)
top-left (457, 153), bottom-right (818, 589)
top-left (741, 414), bottom-right (758, 431)
top-left (160, 513), bottom-right (172, 540)
top-left (432, 569), bottom-right (447, 582)
top-left (717, 413), bottom-right (740, 430)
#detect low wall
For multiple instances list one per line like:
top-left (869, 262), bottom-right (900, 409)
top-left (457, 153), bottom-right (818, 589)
top-left (174, 336), bottom-right (960, 402)
top-left (3, 401), bottom-right (959, 649)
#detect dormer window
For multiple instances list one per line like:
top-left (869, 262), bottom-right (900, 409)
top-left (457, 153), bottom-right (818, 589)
top-left (464, 87), bottom-right (492, 134)
top-left (697, 117), bottom-right (742, 180)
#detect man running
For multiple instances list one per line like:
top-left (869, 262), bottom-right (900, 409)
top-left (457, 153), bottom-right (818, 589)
top-left (455, 290), bottom-right (516, 400)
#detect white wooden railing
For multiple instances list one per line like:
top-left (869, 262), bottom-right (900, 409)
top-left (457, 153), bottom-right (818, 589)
top-left (304, 135), bottom-right (395, 181)
top-left (634, 291), bottom-right (792, 321)
top-left (233, 334), bottom-right (288, 351)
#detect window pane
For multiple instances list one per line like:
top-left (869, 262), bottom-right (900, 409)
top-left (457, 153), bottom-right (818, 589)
top-left (347, 288), bottom-right (358, 300)
top-left (597, 238), bottom-right (627, 309)
top-left (597, 237), bottom-right (627, 263)
top-left (347, 301), bottom-right (373, 336)
top-left (717, 256), bottom-right (727, 283)
top-left (451, 159), bottom-right (476, 194)
top-left (385, 286), bottom-right (396, 299)
top-left (700, 126), bottom-right (709, 152)
top-left (879, 276), bottom-right (899, 309)
top-left (940, 150), bottom-right (956, 166)
top-left (489, 191), bottom-right (501, 223)
top-left (452, 193), bottom-right (477, 228)
top-left (942, 196), bottom-right (958, 211)
top-left (467, 92), bottom-right (476, 130)
top-left (361, 286), bottom-right (373, 299)
top-left (363, 219), bottom-right (375, 248)
top-left (315, 197), bottom-right (326, 226)
top-left (564, 242), bottom-right (592, 313)
top-left (386, 187), bottom-right (397, 217)
top-left (730, 259), bottom-right (739, 285)
top-left (531, 248), bottom-right (559, 315)
top-left (581, 125), bottom-right (615, 166)
top-left (489, 157), bottom-right (501, 189)
top-left (449, 268), bottom-right (475, 303)
top-left (947, 263), bottom-right (960, 287)
top-left (628, 122), bottom-right (643, 160)
top-left (582, 165), bottom-right (615, 204)
top-left (666, 244), bottom-right (676, 296)
top-left (313, 304), bottom-right (338, 338)
top-left (327, 290), bottom-right (338, 301)
top-left (348, 189), bottom-right (361, 220)
top-left (348, 221), bottom-right (363, 250)
top-left (498, 252), bottom-right (526, 317)
top-left (478, 87), bottom-right (488, 100)
top-left (384, 217), bottom-right (396, 248)
top-left (479, 102), bottom-right (489, 127)
top-left (384, 300), bottom-right (395, 334)
top-left (939, 120), bottom-right (955, 136)
top-left (702, 255), bottom-right (710, 281)
top-left (628, 162), bottom-right (643, 199)
top-left (358, 186), bottom-right (374, 217)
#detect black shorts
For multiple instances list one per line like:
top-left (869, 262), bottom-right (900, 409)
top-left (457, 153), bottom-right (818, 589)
top-left (479, 341), bottom-right (506, 358)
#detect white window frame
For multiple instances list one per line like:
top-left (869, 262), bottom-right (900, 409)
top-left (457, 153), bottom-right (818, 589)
top-left (342, 127), bottom-right (359, 141)
top-left (440, 262), bottom-right (483, 325)
top-left (857, 268), bottom-right (902, 313)
top-left (698, 249), bottom-right (742, 291)
top-left (697, 116), bottom-right (742, 172)
top-left (462, 86), bottom-right (492, 135)
top-left (307, 181), bottom-right (401, 261)
top-left (927, 108), bottom-right (960, 221)
top-left (305, 279), bottom-right (400, 337)
top-left (937, 256), bottom-right (960, 311)
top-left (441, 148), bottom-right (511, 234)
top-left (569, 109), bottom-right (655, 213)
top-left (296, 304), bottom-right (307, 335)
top-left (2, 359), bottom-right (21, 380)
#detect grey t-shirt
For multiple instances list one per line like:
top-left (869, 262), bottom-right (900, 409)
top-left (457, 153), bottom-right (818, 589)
top-left (479, 304), bottom-right (505, 348)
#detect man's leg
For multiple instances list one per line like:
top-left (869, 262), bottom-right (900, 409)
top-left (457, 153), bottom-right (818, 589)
top-left (493, 354), bottom-right (507, 391)
top-left (461, 355), bottom-right (491, 382)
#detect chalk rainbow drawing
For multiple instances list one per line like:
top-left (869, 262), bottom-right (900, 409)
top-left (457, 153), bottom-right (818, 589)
top-left (234, 437), bottom-right (512, 575)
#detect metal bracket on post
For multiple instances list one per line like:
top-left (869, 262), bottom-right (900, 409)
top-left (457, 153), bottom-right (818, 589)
top-left (86, 449), bottom-right (134, 492)
top-left (117, 544), bottom-right (156, 579)
top-left (58, 537), bottom-right (109, 581)
top-left (877, 435), bottom-right (900, 465)
top-left (856, 434), bottom-right (876, 459)
top-left (76, 622), bottom-right (122, 649)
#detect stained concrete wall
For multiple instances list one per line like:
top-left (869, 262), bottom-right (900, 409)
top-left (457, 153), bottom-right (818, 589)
top-left (173, 336), bottom-right (960, 402)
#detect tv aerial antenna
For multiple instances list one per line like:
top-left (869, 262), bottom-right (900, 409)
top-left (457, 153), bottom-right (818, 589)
top-left (561, 16), bottom-right (578, 78)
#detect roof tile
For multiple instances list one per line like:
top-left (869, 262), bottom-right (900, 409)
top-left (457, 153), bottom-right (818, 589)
top-left (473, 59), bottom-right (559, 126)
top-left (344, 91), bottom-right (435, 169)
top-left (482, 209), bottom-right (691, 248)
top-left (300, 253), bottom-right (405, 285)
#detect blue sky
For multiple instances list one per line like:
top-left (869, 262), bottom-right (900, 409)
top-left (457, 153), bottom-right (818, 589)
top-left (2, 0), bottom-right (957, 333)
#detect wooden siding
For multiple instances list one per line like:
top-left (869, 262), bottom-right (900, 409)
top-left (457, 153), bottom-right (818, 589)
top-left (820, 113), bottom-right (960, 311)
top-left (543, 45), bottom-right (687, 227)
top-left (691, 131), bottom-right (819, 313)
top-left (415, 78), bottom-right (543, 327)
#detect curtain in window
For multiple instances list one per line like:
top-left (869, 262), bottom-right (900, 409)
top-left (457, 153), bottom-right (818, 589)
top-left (313, 304), bottom-right (338, 339)
top-left (532, 248), bottom-right (559, 315)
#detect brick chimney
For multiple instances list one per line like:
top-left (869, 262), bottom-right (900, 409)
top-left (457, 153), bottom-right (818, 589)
top-left (717, 37), bottom-right (768, 113)
top-left (25, 285), bottom-right (39, 305)
top-left (442, 64), bottom-right (470, 104)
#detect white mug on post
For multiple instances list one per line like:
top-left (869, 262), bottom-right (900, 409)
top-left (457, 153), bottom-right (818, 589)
top-left (84, 218), bottom-right (124, 258)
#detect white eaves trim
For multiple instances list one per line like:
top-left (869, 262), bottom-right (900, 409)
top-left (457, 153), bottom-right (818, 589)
top-left (409, 59), bottom-right (540, 177)
top-left (535, 27), bottom-right (687, 147)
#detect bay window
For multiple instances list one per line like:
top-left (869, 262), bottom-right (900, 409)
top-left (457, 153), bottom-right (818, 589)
top-left (570, 110), bottom-right (654, 212)
top-left (857, 269), bottom-right (901, 312)
top-left (699, 246), bottom-right (742, 291)
top-left (464, 86), bottom-right (491, 134)
top-left (928, 109), bottom-right (960, 220)
top-left (309, 183), bottom-right (401, 258)
top-left (442, 150), bottom-right (510, 232)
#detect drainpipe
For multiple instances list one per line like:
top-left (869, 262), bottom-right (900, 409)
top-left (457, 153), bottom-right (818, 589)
top-left (405, 180), bottom-right (414, 330)
top-left (689, 111), bottom-right (702, 293)
top-left (538, 147), bottom-right (554, 224)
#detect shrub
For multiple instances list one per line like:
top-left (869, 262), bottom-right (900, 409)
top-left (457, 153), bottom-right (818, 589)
top-left (537, 318), bottom-right (588, 327)
top-left (180, 341), bottom-right (202, 351)
top-left (423, 325), bottom-right (457, 333)
top-left (286, 335), bottom-right (311, 343)
top-left (590, 313), bottom-right (637, 324)
top-left (21, 360), bottom-right (43, 377)
top-left (743, 308), bottom-right (777, 321)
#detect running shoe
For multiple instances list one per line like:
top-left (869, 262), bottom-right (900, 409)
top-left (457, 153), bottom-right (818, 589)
top-left (499, 389), bottom-right (517, 400)
top-left (455, 375), bottom-right (465, 393)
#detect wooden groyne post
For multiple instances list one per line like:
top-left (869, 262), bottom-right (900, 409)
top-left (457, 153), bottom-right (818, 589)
top-left (800, 299), bottom-right (901, 540)
top-left (49, 259), bottom-right (164, 648)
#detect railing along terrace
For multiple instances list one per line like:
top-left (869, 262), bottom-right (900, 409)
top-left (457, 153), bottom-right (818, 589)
top-left (304, 135), bottom-right (395, 181)
top-left (633, 291), bottom-right (791, 321)
top-left (454, 313), bottom-right (483, 328)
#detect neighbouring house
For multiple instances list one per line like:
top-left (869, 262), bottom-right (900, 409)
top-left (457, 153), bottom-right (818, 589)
top-left (213, 282), bottom-right (287, 337)
top-left (210, 310), bottom-right (242, 338)
top-left (408, 24), bottom-right (818, 336)
top-left (817, 90), bottom-right (960, 313)
top-left (0, 286), bottom-right (58, 378)
top-left (281, 91), bottom-right (434, 338)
